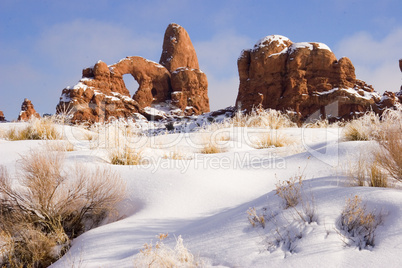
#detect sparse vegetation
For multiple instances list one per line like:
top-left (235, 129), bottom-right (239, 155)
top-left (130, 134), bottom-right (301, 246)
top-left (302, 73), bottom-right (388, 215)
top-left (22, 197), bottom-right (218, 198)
top-left (3, 117), bottom-right (61, 141)
top-left (343, 112), bottom-right (381, 141)
top-left (275, 175), bottom-right (303, 208)
top-left (338, 195), bottom-right (382, 249)
top-left (45, 141), bottom-right (75, 152)
top-left (163, 149), bottom-right (192, 160)
top-left (377, 129), bottom-right (402, 182)
top-left (347, 152), bottom-right (388, 188)
top-left (247, 207), bottom-right (266, 228)
top-left (0, 149), bottom-right (126, 267)
top-left (133, 233), bottom-right (201, 267)
top-left (230, 106), bottom-right (296, 129)
top-left (252, 131), bottom-right (291, 149)
top-left (200, 134), bottom-right (226, 154)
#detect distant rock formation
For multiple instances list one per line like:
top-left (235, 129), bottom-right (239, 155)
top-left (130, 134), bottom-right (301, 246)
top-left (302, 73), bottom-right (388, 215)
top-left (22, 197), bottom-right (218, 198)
top-left (56, 23), bottom-right (209, 123)
top-left (18, 98), bottom-right (40, 121)
top-left (235, 35), bottom-right (399, 121)
top-left (400, 59), bottom-right (402, 73)
top-left (0, 111), bottom-right (5, 122)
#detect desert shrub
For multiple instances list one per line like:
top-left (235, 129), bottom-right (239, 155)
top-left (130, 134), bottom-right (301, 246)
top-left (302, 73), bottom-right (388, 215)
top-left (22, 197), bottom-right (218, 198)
top-left (133, 234), bottom-right (200, 267)
top-left (4, 117), bottom-right (61, 141)
top-left (109, 147), bottom-right (144, 165)
top-left (343, 112), bottom-right (381, 141)
top-left (0, 149), bottom-right (126, 266)
top-left (338, 195), bottom-right (382, 249)
top-left (275, 175), bottom-right (303, 208)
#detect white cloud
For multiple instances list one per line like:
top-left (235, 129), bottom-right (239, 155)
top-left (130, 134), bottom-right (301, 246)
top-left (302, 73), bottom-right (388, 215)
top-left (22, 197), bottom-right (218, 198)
top-left (335, 27), bottom-right (402, 93)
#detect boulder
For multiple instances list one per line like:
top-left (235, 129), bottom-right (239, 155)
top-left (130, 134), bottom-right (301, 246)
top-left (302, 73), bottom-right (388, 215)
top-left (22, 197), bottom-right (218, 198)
top-left (56, 23), bottom-right (209, 123)
top-left (0, 111), bottom-right (5, 122)
top-left (18, 98), bottom-right (40, 121)
top-left (235, 35), bottom-right (390, 121)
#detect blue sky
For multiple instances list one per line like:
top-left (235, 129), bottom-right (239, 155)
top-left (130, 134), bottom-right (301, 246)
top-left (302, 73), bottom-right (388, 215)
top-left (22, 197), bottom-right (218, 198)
top-left (0, 0), bottom-right (401, 120)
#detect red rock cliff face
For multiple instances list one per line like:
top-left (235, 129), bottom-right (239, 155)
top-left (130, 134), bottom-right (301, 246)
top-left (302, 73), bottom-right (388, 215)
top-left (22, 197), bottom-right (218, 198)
top-left (56, 23), bottom-right (209, 123)
top-left (18, 98), bottom-right (41, 121)
top-left (235, 35), bottom-right (389, 121)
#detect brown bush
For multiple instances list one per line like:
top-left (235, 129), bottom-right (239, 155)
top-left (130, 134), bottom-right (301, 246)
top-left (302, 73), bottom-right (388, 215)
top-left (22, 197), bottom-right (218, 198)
top-left (0, 149), bottom-right (126, 267)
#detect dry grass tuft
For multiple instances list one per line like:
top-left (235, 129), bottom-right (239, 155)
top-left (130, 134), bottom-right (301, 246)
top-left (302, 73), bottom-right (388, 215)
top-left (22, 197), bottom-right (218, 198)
top-left (343, 112), bottom-right (381, 141)
top-left (338, 195), bottom-right (382, 249)
top-left (247, 207), bottom-right (265, 228)
top-left (377, 129), bottom-right (402, 182)
top-left (109, 147), bottom-right (144, 165)
top-left (200, 134), bottom-right (226, 154)
top-left (133, 233), bottom-right (201, 267)
top-left (4, 117), bottom-right (61, 141)
top-left (0, 149), bottom-right (126, 267)
top-left (230, 106), bottom-right (296, 129)
top-left (252, 131), bottom-right (291, 149)
top-left (347, 153), bottom-right (388, 188)
top-left (163, 149), bottom-right (192, 160)
top-left (45, 141), bottom-right (75, 152)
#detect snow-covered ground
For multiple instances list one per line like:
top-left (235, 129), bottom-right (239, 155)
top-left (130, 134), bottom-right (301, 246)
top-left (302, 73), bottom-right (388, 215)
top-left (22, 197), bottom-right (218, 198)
top-left (1, 121), bottom-right (402, 267)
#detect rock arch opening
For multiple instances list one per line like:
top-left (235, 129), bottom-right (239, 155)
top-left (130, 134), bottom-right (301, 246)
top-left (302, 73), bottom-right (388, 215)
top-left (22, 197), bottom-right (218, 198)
top-left (122, 74), bottom-right (140, 98)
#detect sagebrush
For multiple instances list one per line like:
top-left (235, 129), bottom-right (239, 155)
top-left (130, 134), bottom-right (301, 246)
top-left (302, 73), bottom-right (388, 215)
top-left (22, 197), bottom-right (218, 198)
top-left (338, 195), bottom-right (382, 250)
top-left (0, 149), bottom-right (126, 267)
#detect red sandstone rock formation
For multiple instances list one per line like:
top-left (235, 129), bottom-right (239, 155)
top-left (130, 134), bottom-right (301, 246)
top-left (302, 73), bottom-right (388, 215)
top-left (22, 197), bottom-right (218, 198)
top-left (235, 35), bottom-right (388, 121)
top-left (399, 59), bottom-right (402, 73)
top-left (170, 67), bottom-right (209, 114)
top-left (160, 23), bottom-right (199, 72)
top-left (0, 111), bottom-right (5, 122)
top-left (56, 23), bottom-right (209, 123)
top-left (18, 98), bottom-right (40, 121)
top-left (160, 23), bottom-right (209, 115)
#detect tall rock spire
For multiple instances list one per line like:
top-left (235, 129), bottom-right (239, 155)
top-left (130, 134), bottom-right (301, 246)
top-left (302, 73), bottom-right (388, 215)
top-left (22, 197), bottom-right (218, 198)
top-left (159, 23), bottom-right (200, 72)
